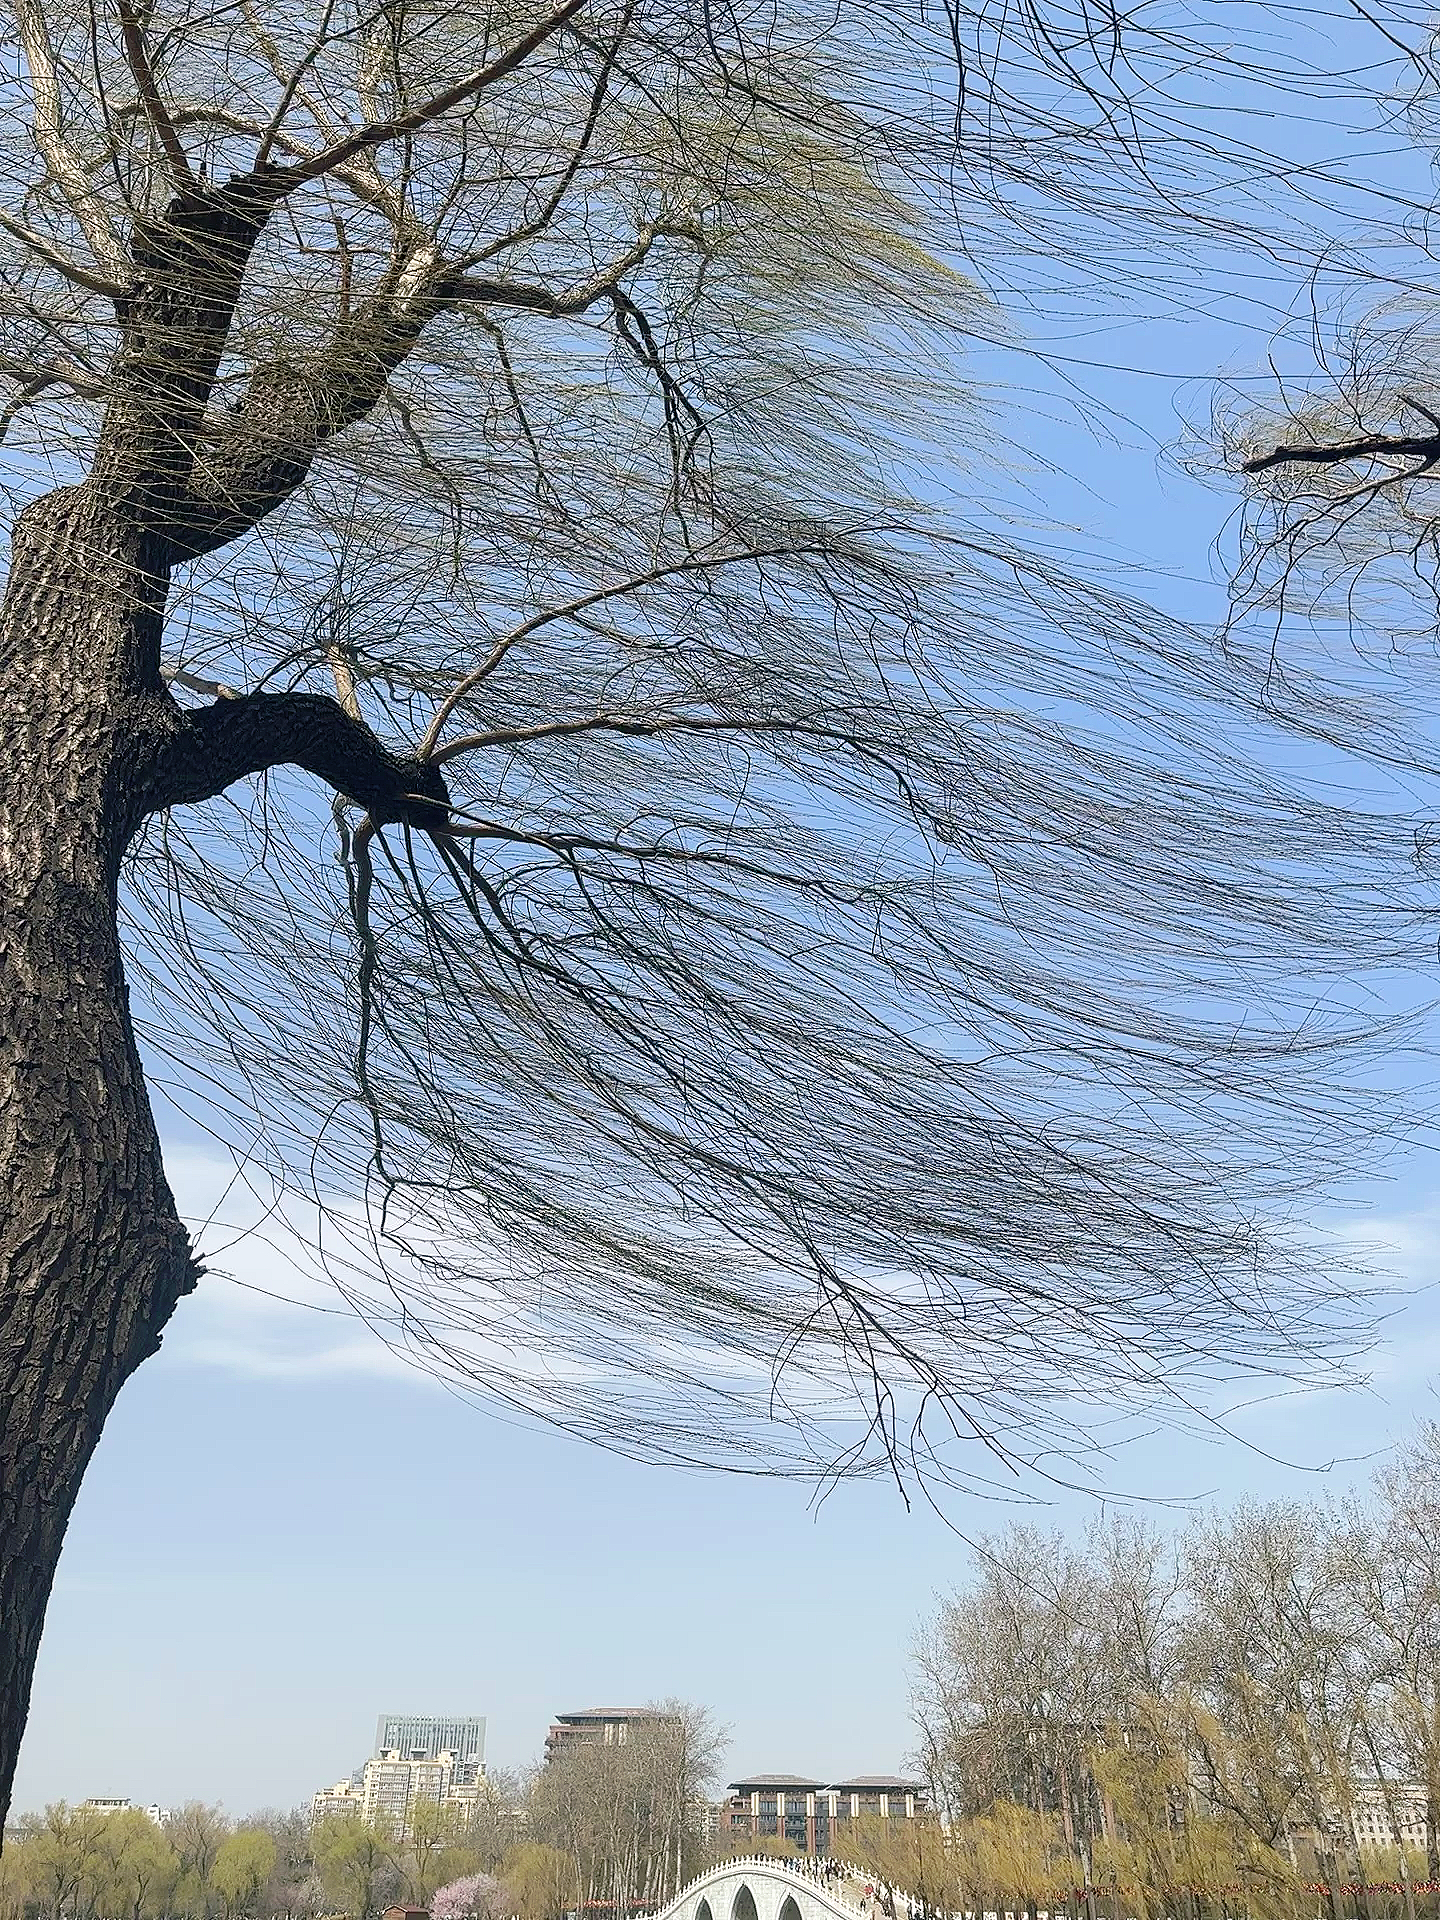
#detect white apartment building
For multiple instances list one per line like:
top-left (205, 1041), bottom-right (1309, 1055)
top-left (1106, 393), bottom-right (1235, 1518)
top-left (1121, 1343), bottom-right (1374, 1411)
top-left (311, 1751), bottom-right (458, 1833)
top-left (78, 1800), bottom-right (169, 1826)
top-left (311, 1710), bottom-right (491, 1834)
top-left (1349, 1782), bottom-right (1429, 1854)
top-left (311, 1780), bottom-right (365, 1825)
top-left (361, 1750), bottom-right (455, 1830)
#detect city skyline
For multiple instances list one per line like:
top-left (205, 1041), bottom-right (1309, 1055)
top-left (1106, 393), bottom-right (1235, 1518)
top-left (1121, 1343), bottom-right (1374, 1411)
top-left (34, 1692), bottom-right (934, 1826)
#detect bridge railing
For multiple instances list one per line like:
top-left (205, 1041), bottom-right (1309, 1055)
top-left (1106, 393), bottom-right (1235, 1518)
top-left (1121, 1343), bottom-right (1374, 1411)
top-left (659, 1853), bottom-right (904, 1920)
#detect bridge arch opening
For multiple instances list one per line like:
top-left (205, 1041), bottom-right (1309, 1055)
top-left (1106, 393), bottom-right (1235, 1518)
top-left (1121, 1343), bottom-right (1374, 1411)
top-left (731, 1886), bottom-right (759, 1920)
top-left (779, 1897), bottom-right (803, 1920)
top-left (696, 1900), bottom-right (714, 1920)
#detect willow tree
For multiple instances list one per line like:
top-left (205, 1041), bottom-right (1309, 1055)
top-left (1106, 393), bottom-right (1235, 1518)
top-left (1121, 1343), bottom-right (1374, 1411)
top-left (0, 0), bottom-right (1415, 1825)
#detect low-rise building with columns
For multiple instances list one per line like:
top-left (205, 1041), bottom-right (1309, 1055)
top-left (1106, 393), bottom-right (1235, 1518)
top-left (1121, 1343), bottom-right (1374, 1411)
top-left (719, 1775), bottom-right (926, 1856)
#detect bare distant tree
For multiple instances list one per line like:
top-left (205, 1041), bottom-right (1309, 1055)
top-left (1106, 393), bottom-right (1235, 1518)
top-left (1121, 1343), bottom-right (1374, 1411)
top-left (912, 1515), bottom-right (1184, 1884)
top-left (916, 1475), bottom-right (1440, 1920)
top-left (0, 0), bottom-right (1421, 1832)
top-left (1335, 1426), bottom-right (1440, 1893)
top-left (455, 1772), bottom-right (530, 1879)
top-left (532, 1703), bottom-right (722, 1911)
top-left (168, 1805), bottom-right (231, 1919)
top-left (1181, 1505), bottom-right (1375, 1920)
top-left (913, 1527), bottom-right (1100, 1840)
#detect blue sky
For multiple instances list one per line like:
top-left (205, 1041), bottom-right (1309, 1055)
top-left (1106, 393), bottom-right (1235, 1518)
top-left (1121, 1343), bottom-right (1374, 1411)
top-left (16, 0), bottom-right (1440, 1822)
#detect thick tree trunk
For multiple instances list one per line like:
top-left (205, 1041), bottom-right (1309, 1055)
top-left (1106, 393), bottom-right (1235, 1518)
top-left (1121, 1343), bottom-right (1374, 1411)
top-left (0, 479), bottom-right (448, 1828)
top-left (0, 487), bottom-right (198, 1825)
top-left (0, 174), bottom-right (453, 1833)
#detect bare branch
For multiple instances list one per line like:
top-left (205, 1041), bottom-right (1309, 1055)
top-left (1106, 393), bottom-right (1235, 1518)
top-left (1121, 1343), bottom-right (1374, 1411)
top-left (0, 205), bottom-right (127, 298)
top-left (1243, 429), bottom-right (1440, 475)
top-left (270, 0), bottom-right (587, 193)
top-left (434, 709), bottom-right (801, 765)
top-left (143, 689), bottom-right (450, 826)
top-left (13, 0), bottom-right (126, 274)
top-left (417, 544), bottom-right (832, 757)
top-left (252, 0), bottom-right (345, 168)
top-left (449, 223), bottom-right (707, 318)
top-left (114, 0), bottom-right (196, 193)
top-left (461, 0), bottom-right (638, 268)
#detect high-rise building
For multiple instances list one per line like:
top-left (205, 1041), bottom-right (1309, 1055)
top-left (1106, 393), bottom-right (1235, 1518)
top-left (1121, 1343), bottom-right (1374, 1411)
top-left (360, 1751), bottom-right (456, 1831)
top-left (311, 1752), bottom-right (462, 1833)
top-left (311, 1780), bottom-right (365, 1825)
top-left (375, 1714), bottom-right (486, 1773)
top-left (310, 1716), bottom-right (489, 1831)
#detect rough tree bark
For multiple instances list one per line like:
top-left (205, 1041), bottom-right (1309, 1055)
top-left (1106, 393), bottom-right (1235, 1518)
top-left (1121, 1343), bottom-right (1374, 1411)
top-left (0, 171), bottom-right (451, 1823)
top-left (0, 490), bottom-right (198, 1831)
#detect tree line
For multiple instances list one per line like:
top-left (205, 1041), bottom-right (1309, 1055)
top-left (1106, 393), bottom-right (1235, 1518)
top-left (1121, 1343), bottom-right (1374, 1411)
top-left (909, 1424), bottom-right (1440, 1920)
top-left (0, 1708), bottom-right (722, 1920)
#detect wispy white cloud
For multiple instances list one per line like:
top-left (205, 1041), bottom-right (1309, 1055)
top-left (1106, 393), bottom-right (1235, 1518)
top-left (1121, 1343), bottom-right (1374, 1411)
top-left (1330, 1208), bottom-right (1440, 1280)
top-left (160, 1148), bottom-right (432, 1386)
top-left (172, 1328), bottom-right (420, 1382)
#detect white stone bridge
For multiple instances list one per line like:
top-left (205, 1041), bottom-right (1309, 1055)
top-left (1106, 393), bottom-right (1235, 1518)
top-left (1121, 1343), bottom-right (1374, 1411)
top-left (654, 1857), bottom-right (896, 1920)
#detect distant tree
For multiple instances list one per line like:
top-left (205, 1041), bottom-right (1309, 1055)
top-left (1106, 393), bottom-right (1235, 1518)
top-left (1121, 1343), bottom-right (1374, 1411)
top-left (499, 1845), bottom-right (577, 1920)
top-left (211, 1833), bottom-right (277, 1920)
top-left (0, 1835), bottom-right (26, 1920)
top-left (911, 1443), bottom-right (1440, 1920)
top-left (946, 1802), bottom-right (1062, 1920)
top-left (534, 1705), bottom-right (722, 1911)
top-left (457, 1774), bottom-right (528, 1879)
top-left (430, 1873), bottom-right (505, 1920)
top-left (831, 1816), bottom-right (959, 1920)
top-left (910, 1519), bottom-right (1182, 1866)
top-left (1087, 1700), bottom-right (1295, 1920)
top-left (311, 1819), bottom-right (397, 1920)
top-left (20, 1806), bottom-right (109, 1920)
top-left (1335, 1426), bottom-right (1440, 1895)
top-left (397, 1803), bottom-right (479, 1907)
top-left (90, 1810), bottom-right (180, 1920)
top-left (241, 1810), bottom-right (325, 1920)
top-left (1182, 1504), bottom-right (1369, 1920)
top-left (170, 1806), bottom-right (231, 1920)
